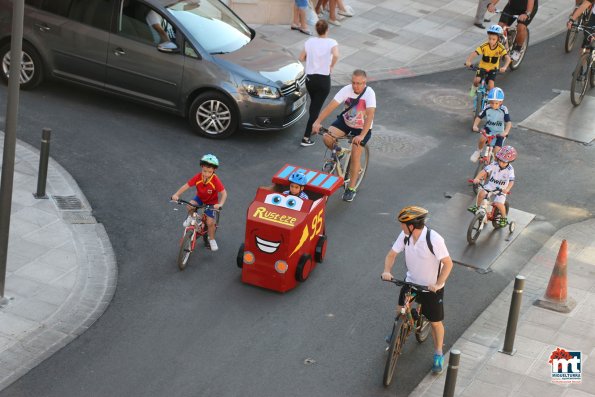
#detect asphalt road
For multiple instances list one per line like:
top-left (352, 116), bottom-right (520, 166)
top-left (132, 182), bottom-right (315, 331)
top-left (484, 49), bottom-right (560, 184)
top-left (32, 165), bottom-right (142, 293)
top-left (1, 33), bottom-right (594, 397)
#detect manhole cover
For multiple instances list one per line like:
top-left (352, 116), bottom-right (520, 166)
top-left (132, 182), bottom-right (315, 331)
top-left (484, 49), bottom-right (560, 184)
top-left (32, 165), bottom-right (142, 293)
top-left (432, 94), bottom-right (471, 111)
top-left (368, 133), bottom-right (429, 156)
top-left (52, 195), bottom-right (84, 210)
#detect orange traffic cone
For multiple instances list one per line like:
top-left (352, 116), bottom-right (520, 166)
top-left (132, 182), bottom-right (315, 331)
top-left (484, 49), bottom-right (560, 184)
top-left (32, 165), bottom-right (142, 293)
top-left (534, 240), bottom-right (576, 313)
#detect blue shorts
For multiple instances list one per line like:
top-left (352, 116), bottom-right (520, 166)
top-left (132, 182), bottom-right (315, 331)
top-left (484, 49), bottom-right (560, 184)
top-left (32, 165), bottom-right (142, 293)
top-left (483, 127), bottom-right (506, 147)
top-left (295, 0), bottom-right (308, 8)
top-left (192, 196), bottom-right (217, 219)
top-left (331, 116), bottom-right (372, 146)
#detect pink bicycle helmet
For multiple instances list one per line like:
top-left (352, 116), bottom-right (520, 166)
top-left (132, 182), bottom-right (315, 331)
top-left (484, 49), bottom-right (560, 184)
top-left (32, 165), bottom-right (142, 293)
top-left (496, 146), bottom-right (517, 162)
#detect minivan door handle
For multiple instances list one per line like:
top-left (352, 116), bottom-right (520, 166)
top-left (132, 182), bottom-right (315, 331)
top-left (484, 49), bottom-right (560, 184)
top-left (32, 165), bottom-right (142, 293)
top-left (34, 23), bottom-right (51, 32)
top-left (113, 48), bottom-right (126, 56)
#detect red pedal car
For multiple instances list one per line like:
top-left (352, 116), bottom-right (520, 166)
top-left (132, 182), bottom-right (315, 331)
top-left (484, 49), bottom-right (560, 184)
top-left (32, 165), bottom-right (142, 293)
top-left (237, 164), bottom-right (343, 292)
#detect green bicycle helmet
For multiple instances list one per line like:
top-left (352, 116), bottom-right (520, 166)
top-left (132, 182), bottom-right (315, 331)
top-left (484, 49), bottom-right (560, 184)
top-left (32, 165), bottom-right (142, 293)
top-left (200, 154), bottom-right (219, 168)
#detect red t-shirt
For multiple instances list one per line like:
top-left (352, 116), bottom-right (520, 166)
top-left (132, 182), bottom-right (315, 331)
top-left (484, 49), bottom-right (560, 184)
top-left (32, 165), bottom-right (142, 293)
top-left (187, 173), bottom-right (225, 205)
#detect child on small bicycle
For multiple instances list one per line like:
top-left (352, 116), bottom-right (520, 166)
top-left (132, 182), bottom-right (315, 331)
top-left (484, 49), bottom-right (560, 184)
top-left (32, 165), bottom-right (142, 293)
top-left (171, 154), bottom-right (227, 252)
top-left (284, 172), bottom-right (309, 199)
top-left (470, 87), bottom-right (512, 162)
top-left (465, 25), bottom-right (511, 95)
top-left (468, 146), bottom-right (517, 227)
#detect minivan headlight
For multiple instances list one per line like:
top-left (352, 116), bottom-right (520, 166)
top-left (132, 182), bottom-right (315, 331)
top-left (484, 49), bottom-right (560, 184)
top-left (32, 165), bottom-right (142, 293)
top-left (242, 81), bottom-right (280, 99)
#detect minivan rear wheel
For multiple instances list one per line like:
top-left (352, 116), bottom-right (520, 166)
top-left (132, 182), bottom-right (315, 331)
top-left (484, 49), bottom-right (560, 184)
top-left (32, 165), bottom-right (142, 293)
top-left (0, 42), bottom-right (44, 90)
top-left (189, 91), bottom-right (238, 139)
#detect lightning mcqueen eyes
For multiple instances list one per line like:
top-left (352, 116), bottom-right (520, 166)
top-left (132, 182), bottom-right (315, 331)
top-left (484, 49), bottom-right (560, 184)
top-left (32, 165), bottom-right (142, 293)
top-left (264, 193), bottom-right (304, 211)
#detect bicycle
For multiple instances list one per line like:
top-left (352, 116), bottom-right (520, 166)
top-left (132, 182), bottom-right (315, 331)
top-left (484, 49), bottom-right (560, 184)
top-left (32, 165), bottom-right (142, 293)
top-left (170, 198), bottom-right (220, 271)
top-left (495, 10), bottom-right (529, 70)
top-left (466, 65), bottom-right (490, 123)
top-left (466, 183), bottom-right (516, 244)
top-left (470, 130), bottom-right (499, 194)
top-left (566, 4), bottom-right (592, 53)
top-left (570, 24), bottom-right (595, 106)
top-left (319, 126), bottom-right (369, 192)
top-left (382, 278), bottom-right (432, 387)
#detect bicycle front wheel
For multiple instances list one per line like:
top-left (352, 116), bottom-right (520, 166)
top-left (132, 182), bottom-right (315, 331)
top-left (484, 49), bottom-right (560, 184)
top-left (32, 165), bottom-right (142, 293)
top-left (565, 25), bottom-right (579, 53)
top-left (177, 230), bottom-right (193, 270)
top-left (571, 53), bottom-right (590, 106)
top-left (383, 317), bottom-right (409, 387)
top-left (509, 29), bottom-right (529, 70)
top-left (473, 90), bottom-right (484, 120)
top-left (343, 145), bottom-right (369, 190)
top-left (415, 314), bottom-right (431, 343)
top-left (467, 212), bottom-right (485, 244)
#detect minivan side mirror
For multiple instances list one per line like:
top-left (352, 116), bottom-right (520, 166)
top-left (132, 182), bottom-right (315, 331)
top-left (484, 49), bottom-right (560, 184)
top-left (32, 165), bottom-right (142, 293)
top-left (157, 42), bottom-right (180, 54)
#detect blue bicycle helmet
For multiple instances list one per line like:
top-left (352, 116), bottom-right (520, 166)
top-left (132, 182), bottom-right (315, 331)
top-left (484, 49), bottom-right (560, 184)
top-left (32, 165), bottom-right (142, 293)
top-left (288, 172), bottom-right (307, 186)
top-left (487, 87), bottom-right (505, 102)
top-left (487, 24), bottom-right (503, 35)
top-left (200, 154), bottom-right (219, 168)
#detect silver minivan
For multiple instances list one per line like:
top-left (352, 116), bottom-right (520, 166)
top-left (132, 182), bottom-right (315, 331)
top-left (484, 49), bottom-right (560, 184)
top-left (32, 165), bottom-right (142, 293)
top-left (0, 0), bottom-right (307, 138)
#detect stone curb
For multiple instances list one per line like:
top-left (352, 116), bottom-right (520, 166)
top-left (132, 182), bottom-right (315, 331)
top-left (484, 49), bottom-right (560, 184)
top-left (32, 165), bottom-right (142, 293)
top-left (0, 136), bottom-right (117, 391)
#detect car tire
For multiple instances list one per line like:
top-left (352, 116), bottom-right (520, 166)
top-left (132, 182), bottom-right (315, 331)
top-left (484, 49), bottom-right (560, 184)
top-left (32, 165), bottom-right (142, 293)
top-left (295, 253), bottom-right (313, 282)
top-left (0, 41), bottom-right (44, 90)
top-left (188, 91), bottom-right (238, 139)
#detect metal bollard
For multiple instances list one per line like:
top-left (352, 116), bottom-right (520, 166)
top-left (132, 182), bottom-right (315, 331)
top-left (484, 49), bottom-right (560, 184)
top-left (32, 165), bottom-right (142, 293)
top-left (33, 128), bottom-right (51, 199)
top-left (443, 349), bottom-right (460, 397)
top-left (499, 275), bottom-right (525, 355)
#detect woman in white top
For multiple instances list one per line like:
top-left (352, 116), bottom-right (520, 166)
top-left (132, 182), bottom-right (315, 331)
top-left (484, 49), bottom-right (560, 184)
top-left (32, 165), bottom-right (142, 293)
top-left (298, 20), bottom-right (339, 146)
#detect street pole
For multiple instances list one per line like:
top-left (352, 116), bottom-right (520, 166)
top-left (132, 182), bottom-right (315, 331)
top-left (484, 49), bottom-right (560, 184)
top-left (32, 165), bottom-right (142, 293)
top-left (0, 0), bottom-right (25, 302)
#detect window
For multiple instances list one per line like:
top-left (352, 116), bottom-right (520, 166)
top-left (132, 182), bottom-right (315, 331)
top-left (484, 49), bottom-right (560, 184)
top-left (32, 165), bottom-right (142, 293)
top-left (118, 0), bottom-right (176, 45)
top-left (69, 0), bottom-right (115, 31)
top-left (40, 0), bottom-right (72, 17)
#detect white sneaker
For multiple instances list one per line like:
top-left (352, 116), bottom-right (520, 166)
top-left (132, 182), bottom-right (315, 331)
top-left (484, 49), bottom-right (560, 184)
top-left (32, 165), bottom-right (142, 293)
top-left (209, 239), bottom-right (219, 251)
top-left (510, 50), bottom-right (520, 62)
top-left (470, 150), bottom-right (481, 163)
top-left (182, 215), bottom-right (193, 228)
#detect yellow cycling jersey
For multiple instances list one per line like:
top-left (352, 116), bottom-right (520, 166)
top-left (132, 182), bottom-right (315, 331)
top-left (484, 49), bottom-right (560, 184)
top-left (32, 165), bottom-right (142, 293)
top-left (475, 42), bottom-right (507, 71)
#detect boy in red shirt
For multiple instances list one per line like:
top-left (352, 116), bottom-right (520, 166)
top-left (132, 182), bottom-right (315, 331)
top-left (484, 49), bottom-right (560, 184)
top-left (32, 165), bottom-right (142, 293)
top-left (171, 154), bottom-right (227, 251)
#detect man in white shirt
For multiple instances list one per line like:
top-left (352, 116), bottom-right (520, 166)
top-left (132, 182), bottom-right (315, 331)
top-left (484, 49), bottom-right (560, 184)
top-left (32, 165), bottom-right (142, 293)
top-left (382, 206), bottom-right (454, 374)
top-left (312, 69), bottom-right (376, 202)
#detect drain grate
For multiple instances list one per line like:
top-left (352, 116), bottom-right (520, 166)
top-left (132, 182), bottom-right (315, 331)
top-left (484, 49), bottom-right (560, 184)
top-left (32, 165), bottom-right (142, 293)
top-left (61, 211), bottom-right (97, 224)
top-left (52, 195), bottom-right (84, 210)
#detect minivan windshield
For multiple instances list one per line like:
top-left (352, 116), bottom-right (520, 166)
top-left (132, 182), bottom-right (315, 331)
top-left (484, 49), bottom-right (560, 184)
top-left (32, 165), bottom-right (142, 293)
top-left (166, 0), bottom-right (252, 54)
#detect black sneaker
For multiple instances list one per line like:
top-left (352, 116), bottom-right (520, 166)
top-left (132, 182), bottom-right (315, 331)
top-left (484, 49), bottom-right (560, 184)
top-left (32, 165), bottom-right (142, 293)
top-left (342, 188), bottom-right (356, 202)
top-left (300, 137), bottom-right (315, 147)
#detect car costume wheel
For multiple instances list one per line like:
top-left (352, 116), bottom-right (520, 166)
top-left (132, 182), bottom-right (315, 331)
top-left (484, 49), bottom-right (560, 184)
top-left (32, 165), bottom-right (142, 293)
top-left (236, 243), bottom-right (244, 268)
top-left (0, 42), bottom-right (44, 89)
top-left (314, 235), bottom-right (327, 263)
top-left (295, 253), bottom-right (313, 282)
top-left (189, 91), bottom-right (238, 139)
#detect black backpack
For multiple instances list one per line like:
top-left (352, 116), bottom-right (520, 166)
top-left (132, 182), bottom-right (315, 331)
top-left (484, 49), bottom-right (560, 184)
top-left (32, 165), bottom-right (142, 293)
top-left (403, 228), bottom-right (435, 257)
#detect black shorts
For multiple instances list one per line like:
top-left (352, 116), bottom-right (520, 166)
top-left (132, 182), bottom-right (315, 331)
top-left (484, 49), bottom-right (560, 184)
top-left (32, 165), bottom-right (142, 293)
top-left (331, 115), bottom-right (372, 146)
top-left (499, 1), bottom-right (538, 26)
top-left (398, 285), bottom-right (444, 322)
top-left (476, 68), bottom-right (497, 83)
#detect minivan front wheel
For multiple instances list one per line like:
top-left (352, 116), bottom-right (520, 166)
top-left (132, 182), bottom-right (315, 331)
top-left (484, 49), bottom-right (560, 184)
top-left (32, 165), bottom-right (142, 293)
top-left (0, 42), bottom-right (44, 89)
top-left (189, 92), bottom-right (238, 139)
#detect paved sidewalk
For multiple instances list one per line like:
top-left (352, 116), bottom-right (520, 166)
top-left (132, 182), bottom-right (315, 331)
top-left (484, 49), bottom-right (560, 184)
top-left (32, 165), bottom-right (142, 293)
top-left (411, 219), bottom-right (595, 397)
top-left (0, 134), bottom-right (116, 390)
top-left (255, 0), bottom-right (571, 85)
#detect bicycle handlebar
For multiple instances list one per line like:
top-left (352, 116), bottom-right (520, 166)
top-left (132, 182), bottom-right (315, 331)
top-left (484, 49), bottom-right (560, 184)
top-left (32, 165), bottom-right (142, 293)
top-left (465, 181), bottom-right (509, 195)
top-left (170, 198), bottom-right (221, 211)
top-left (382, 277), bottom-right (431, 293)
